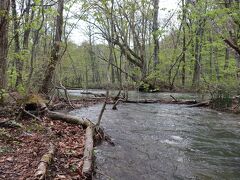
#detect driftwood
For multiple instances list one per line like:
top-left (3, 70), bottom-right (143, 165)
top-left (170, 95), bottom-right (178, 102)
top-left (111, 99), bottom-right (198, 105)
top-left (82, 126), bottom-right (94, 178)
top-left (112, 98), bottom-right (124, 110)
top-left (124, 99), bottom-right (161, 103)
top-left (81, 92), bottom-right (106, 97)
top-left (187, 100), bottom-right (210, 107)
top-left (96, 90), bottom-right (109, 126)
top-left (173, 100), bottom-right (197, 104)
top-left (47, 110), bottom-right (93, 128)
top-left (35, 143), bottom-right (55, 180)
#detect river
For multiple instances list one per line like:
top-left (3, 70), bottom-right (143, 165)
top-left (69, 91), bottom-right (240, 180)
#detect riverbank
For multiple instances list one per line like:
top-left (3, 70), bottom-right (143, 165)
top-left (0, 90), bottom-right (239, 179)
top-left (0, 97), bottom-right (105, 179)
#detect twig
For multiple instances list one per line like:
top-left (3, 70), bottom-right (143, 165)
top-left (170, 95), bottom-right (178, 102)
top-left (96, 90), bottom-right (109, 126)
top-left (112, 98), bottom-right (124, 110)
top-left (22, 108), bottom-right (42, 121)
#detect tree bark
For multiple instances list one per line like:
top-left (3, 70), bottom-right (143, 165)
top-left (82, 126), bottom-right (94, 178)
top-left (224, 47), bottom-right (230, 70)
top-left (40, 0), bottom-right (64, 94)
top-left (0, 0), bottom-right (10, 102)
top-left (153, 0), bottom-right (160, 68)
top-left (12, 0), bottom-right (23, 87)
top-left (181, 0), bottom-right (186, 86)
top-left (35, 143), bottom-right (55, 180)
top-left (47, 110), bottom-right (93, 128)
top-left (192, 23), bottom-right (204, 88)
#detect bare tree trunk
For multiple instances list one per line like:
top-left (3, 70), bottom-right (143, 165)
top-left (214, 47), bottom-right (220, 81)
top-left (152, 0), bottom-right (159, 68)
top-left (0, 0), bottom-right (10, 102)
top-left (224, 47), bottom-right (230, 70)
top-left (181, 0), bottom-right (186, 86)
top-left (192, 25), bottom-right (204, 88)
top-left (235, 52), bottom-right (240, 80)
top-left (12, 0), bottom-right (23, 87)
top-left (209, 33), bottom-right (213, 80)
top-left (87, 26), bottom-right (96, 84)
top-left (40, 0), bottom-right (64, 94)
top-left (23, 0), bottom-right (31, 50)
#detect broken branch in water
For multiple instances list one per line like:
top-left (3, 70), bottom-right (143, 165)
top-left (96, 90), bottom-right (109, 127)
top-left (112, 98), bottom-right (124, 110)
top-left (170, 95), bottom-right (178, 102)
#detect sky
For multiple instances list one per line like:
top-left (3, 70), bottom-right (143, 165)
top-left (69, 0), bottom-right (179, 45)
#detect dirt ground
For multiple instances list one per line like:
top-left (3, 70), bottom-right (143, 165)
top-left (0, 97), bottom-right (96, 180)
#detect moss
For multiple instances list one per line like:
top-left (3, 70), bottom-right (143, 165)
top-left (25, 121), bottom-right (45, 133)
top-left (0, 146), bottom-right (13, 154)
top-left (0, 129), bottom-right (12, 141)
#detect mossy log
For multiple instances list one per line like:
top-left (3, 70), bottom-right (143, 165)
top-left (35, 143), bottom-right (55, 180)
top-left (47, 110), bottom-right (93, 128)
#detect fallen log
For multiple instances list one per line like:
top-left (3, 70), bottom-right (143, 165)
top-left (187, 100), bottom-right (210, 107)
top-left (82, 126), bottom-right (94, 178)
top-left (124, 99), bottom-right (161, 103)
top-left (174, 99), bottom-right (197, 104)
top-left (47, 110), bottom-right (93, 128)
top-left (35, 143), bottom-right (55, 180)
top-left (81, 92), bottom-right (106, 97)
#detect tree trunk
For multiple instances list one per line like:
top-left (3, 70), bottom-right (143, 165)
top-left (40, 0), bottom-right (64, 94)
top-left (12, 0), bottom-right (23, 87)
top-left (152, 0), bottom-right (159, 68)
top-left (235, 52), bottom-right (240, 80)
top-left (192, 24), bottom-right (204, 88)
top-left (0, 0), bottom-right (10, 100)
top-left (209, 33), bottom-right (213, 80)
top-left (214, 47), bottom-right (220, 80)
top-left (181, 0), bottom-right (186, 86)
top-left (224, 47), bottom-right (230, 70)
top-left (82, 126), bottom-right (94, 177)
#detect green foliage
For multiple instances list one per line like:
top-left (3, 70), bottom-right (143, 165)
top-left (0, 89), bottom-right (7, 104)
top-left (211, 86), bottom-right (233, 109)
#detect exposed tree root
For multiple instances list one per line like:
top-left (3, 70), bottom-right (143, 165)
top-left (35, 143), bottom-right (55, 180)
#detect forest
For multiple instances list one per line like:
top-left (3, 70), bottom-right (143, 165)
top-left (0, 0), bottom-right (240, 179)
top-left (0, 0), bottom-right (240, 97)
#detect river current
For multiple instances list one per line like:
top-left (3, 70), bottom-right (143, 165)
top-left (69, 90), bottom-right (240, 180)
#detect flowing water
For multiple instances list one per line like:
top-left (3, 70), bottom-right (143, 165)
top-left (69, 91), bottom-right (240, 180)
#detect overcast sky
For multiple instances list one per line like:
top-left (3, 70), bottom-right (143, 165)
top-left (69, 0), bottom-right (179, 45)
